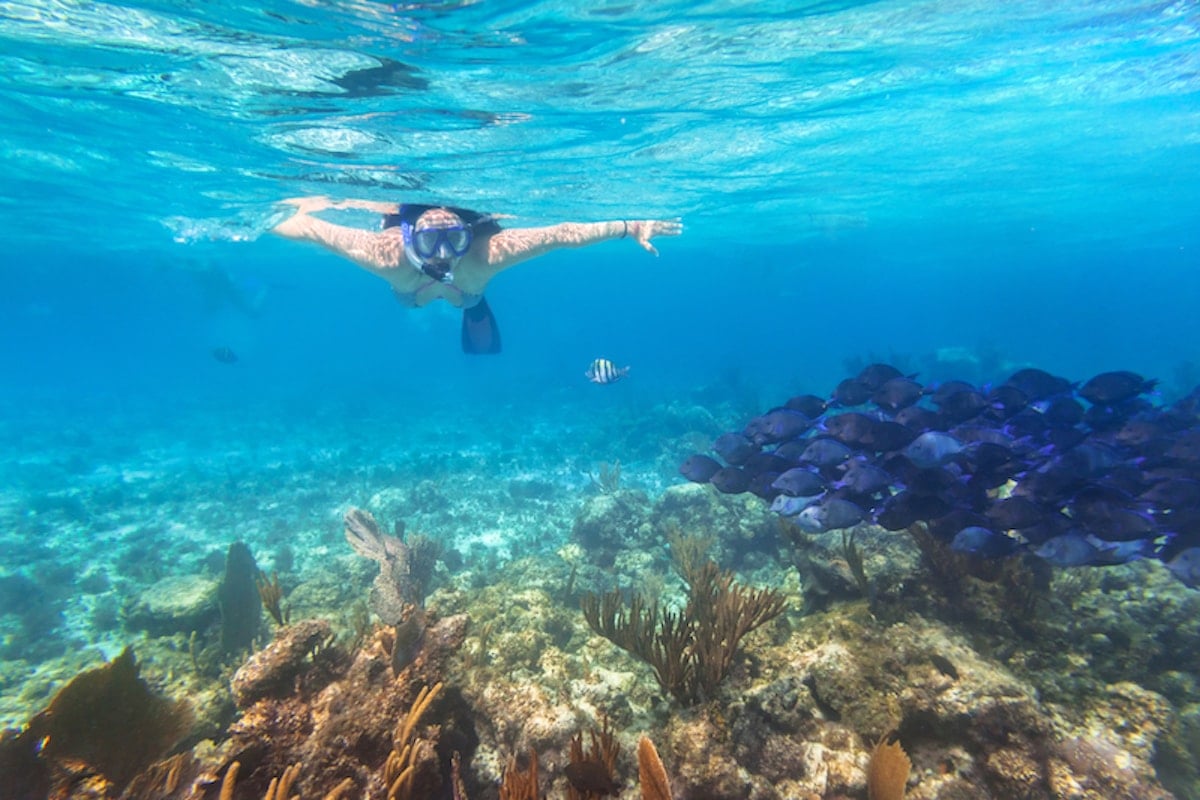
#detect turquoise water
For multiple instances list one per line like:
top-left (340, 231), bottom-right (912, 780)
top-left (3, 0), bottom-right (1199, 408)
top-left (1, 0), bottom-right (1200, 792)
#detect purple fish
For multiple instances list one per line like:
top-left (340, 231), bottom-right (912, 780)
top-left (710, 466), bottom-right (751, 494)
top-left (795, 498), bottom-right (866, 533)
top-left (772, 467), bottom-right (827, 497)
top-left (902, 431), bottom-right (965, 468)
top-left (713, 432), bottom-right (757, 466)
top-left (679, 454), bottom-right (722, 484)
top-left (1078, 371), bottom-right (1157, 406)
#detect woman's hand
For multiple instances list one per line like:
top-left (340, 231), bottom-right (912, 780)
top-left (628, 218), bottom-right (683, 256)
top-left (279, 195), bottom-right (335, 215)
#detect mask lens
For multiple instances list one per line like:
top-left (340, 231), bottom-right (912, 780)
top-left (445, 228), bottom-right (471, 254)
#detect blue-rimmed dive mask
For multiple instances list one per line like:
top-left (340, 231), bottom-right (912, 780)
top-left (401, 220), bottom-right (472, 283)
top-left (413, 224), bottom-right (472, 259)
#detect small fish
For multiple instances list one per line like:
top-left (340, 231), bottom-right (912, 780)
top-left (1078, 370), bottom-right (1157, 406)
top-left (871, 377), bottom-right (925, 413)
top-left (855, 362), bottom-right (906, 391)
top-left (831, 378), bottom-right (872, 407)
top-left (902, 431), bottom-right (965, 469)
top-left (795, 497), bottom-right (866, 533)
top-left (679, 454), bottom-right (722, 483)
top-left (745, 408), bottom-right (812, 445)
top-left (770, 493), bottom-right (822, 516)
top-left (771, 467), bottom-right (827, 497)
top-left (1003, 368), bottom-right (1074, 401)
top-left (951, 526), bottom-right (1023, 558)
top-left (1164, 547), bottom-right (1200, 587)
top-left (784, 394), bottom-right (828, 418)
top-left (585, 358), bottom-right (629, 384)
top-left (710, 466), bottom-right (751, 494)
top-left (797, 437), bottom-right (854, 468)
top-left (834, 460), bottom-right (894, 496)
top-left (713, 432), bottom-right (758, 466)
top-left (212, 346), bottom-right (238, 364)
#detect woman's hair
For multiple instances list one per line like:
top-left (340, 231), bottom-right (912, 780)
top-left (382, 204), bottom-right (503, 237)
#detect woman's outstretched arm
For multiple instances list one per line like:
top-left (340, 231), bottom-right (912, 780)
top-left (271, 196), bottom-right (402, 271)
top-left (485, 218), bottom-right (683, 273)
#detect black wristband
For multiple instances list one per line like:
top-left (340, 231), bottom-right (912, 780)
top-left (620, 220), bottom-right (628, 238)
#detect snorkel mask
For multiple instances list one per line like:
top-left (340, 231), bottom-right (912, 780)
top-left (402, 218), bottom-right (473, 284)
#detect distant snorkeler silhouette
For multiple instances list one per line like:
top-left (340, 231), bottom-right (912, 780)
top-left (193, 265), bottom-right (270, 318)
top-left (272, 197), bottom-right (682, 354)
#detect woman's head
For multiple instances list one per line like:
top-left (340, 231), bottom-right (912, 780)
top-left (407, 208), bottom-right (473, 282)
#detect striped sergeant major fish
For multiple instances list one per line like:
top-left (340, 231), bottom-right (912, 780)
top-left (585, 358), bottom-right (630, 385)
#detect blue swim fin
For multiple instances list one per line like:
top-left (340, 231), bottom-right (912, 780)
top-left (461, 296), bottom-right (501, 354)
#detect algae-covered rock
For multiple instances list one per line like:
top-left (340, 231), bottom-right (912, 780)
top-left (124, 574), bottom-right (219, 636)
top-left (218, 542), bottom-right (262, 655)
top-left (571, 489), bottom-right (652, 554)
top-left (651, 483), bottom-right (777, 553)
top-left (231, 619), bottom-right (332, 708)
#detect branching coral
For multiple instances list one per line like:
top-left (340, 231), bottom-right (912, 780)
top-left (566, 717), bottom-right (621, 800)
top-left (582, 554), bottom-right (786, 705)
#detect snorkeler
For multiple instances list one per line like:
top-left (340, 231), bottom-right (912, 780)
top-left (272, 197), bottom-right (683, 354)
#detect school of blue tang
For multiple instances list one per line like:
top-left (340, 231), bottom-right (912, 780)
top-left (680, 365), bottom-right (1200, 587)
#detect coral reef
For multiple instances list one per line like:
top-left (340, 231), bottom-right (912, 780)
top-left (0, 398), bottom-right (1196, 800)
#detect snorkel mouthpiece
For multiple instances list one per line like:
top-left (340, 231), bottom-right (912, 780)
top-left (422, 260), bottom-right (454, 284)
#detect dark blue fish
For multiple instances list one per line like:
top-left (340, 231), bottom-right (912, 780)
top-left (855, 363), bottom-right (906, 391)
top-left (875, 490), bottom-right (952, 530)
top-left (872, 377), bottom-right (925, 413)
top-left (771, 467), bottom-right (827, 498)
top-left (785, 394), bottom-right (828, 418)
top-left (773, 439), bottom-right (811, 463)
top-left (798, 437), bottom-right (854, 468)
top-left (985, 496), bottom-right (1046, 530)
top-left (770, 493), bottom-right (821, 516)
top-left (1034, 532), bottom-right (1155, 567)
top-left (680, 454), bottom-right (722, 483)
top-left (832, 378), bottom-right (872, 407)
top-left (713, 432), bottom-right (757, 466)
top-left (742, 452), bottom-right (793, 476)
top-left (934, 388), bottom-right (989, 423)
top-left (1032, 532), bottom-right (1109, 567)
top-left (895, 405), bottom-right (943, 432)
top-left (747, 471), bottom-right (784, 501)
top-left (928, 380), bottom-right (978, 406)
top-left (834, 460), bottom-right (893, 496)
top-left (864, 420), bottom-right (917, 452)
top-left (822, 412), bottom-right (878, 448)
top-left (1140, 478), bottom-right (1200, 510)
top-left (985, 384), bottom-right (1030, 419)
top-left (1004, 368), bottom-right (1073, 401)
top-left (212, 346), bottom-right (238, 364)
top-left (745, 408), bottom-right (812, 445)
top-left (1078, 370), bottom-right (1157, 406)
top-left (795, 498), bottom-right (866, 533)
top-left (1037, 394), bottom-right (1084, 427)
top-left (1165, 547), bottom-right (1200, 587)
top-left (951, 526), bottom-right (1023, 558)
top-left (902, 431), bottom-right (965, 468)
top-left (710, 466), bottom-right (750, 494)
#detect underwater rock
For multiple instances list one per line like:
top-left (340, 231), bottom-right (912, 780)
top-left (1050, 734), bottom-right (1173, 800)
top-left (218, 542), bottom-right (263, 655)
top-left (572, 490), bottom-right (652, 555)
top-left (225, 614), bottom-right (467, 799)
top-left (651, 483), bottom-right (777, 555)
top-left (124, 574), bottom-right (219, 636)
top-left (231, 619), bottom-right (333, 708)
